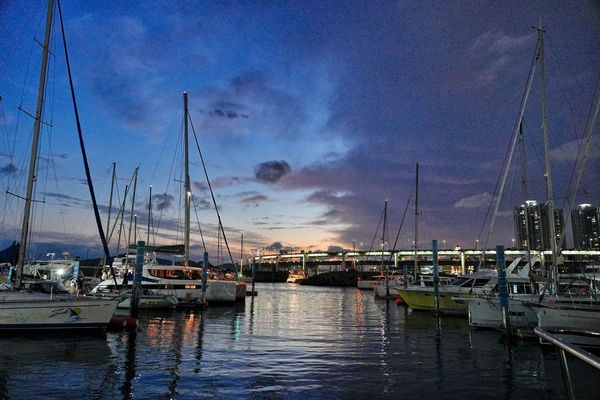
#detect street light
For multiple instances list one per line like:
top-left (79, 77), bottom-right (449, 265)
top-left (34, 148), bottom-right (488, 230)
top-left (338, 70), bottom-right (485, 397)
top-left (512, 238), bottom-right (515, 249)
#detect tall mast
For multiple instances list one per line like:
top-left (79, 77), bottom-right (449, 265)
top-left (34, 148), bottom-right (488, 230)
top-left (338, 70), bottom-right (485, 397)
top-left (147, 185), bottom-right (152, 245)
top-left (183, 92), bottom-right (191, 267)
top-left (16, 0), bottom-right (55, 286)
top-left (127, 167), bottom-right (138, 256)
top-left (538, 25), bottom-right (558, 286)
top-left (382, 199), bottom-right (388, 295)
top-left (413, 162), bottom-right (419, 280)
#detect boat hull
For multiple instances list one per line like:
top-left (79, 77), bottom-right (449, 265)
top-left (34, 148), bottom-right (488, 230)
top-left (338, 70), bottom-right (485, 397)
top-left (465, 297), bottom-right (538, 332)
top-left (0, 294), bottom-right (118, 330)
top-left (537, 304), bottom-right (600, 348)
top-left (116, 293), bottom-right (179, 309)
top-left (397, 288), bottom-right (472, 313)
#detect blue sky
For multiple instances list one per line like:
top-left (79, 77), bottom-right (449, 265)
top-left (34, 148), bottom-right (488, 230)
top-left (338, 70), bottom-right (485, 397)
top-left (0, 1), bottom-right (599, 261)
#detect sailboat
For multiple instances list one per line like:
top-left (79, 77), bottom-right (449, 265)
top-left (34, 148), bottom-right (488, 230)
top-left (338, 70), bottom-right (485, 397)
top-left (91, 92), bottom-right (242, 304)
top-left (0, 0), bottom-right (118, 330)
top-left (462, 25), bottom-right (600, 346)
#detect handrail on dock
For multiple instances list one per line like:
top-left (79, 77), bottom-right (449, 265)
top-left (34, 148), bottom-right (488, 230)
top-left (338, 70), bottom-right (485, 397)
top-left (534, 327), bottom-right (600, 400)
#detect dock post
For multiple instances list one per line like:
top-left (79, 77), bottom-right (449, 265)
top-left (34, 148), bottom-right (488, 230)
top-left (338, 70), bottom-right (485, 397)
top-left (201, 252), bottom-right (209, 306)
top-left (131, 240), bottom-right (145, 318)
top-left (433, 240), bottom-right (440, 315)
top-left (496, 245), bottom-right (510, 330)
top-left (251, 259), bottom-right (256, 295)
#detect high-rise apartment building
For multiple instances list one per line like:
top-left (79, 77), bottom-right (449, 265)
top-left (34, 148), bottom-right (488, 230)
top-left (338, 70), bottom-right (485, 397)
top-left (571, 204), bottom-right (599, 250)
top-left (513, 200), bottom-right (565, 250)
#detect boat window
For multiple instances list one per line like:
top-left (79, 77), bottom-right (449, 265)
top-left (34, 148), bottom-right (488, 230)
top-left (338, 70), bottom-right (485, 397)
top-left (510, 282), bottom-right (534, 294)
top-left (166, 270), bottom-right (184, 279)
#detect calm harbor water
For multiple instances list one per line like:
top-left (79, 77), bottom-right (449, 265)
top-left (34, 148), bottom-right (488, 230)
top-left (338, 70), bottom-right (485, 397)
top-left (1, 283), bottom-right (597, 399)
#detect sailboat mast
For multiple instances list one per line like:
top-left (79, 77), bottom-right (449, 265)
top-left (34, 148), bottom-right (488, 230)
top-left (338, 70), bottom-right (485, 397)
top-left (183, 92), bottom-right (191, 267)
top-left (413, 162), bottom-right (419, 280)
top-left (16, 0), bottom-right (55, 285)
top-left (538, 25), bottom-right (558, 283)
top-left (147, 185), bottom-right (152, 245)
top-left (382, 199), bottom-right (388, 295)
top-left (127, 167), bottom-right (138, 256)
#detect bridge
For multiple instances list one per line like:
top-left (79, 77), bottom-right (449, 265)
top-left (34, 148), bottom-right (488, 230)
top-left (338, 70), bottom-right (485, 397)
top-left (246, 248), bottom-right (600, 275)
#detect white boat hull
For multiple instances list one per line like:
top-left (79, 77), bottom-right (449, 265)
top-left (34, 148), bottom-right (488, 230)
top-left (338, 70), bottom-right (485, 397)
top-left (537, 304), bottom-right (600, 348)
top-left (466, 297), bottom-right (538, 333)
top-left (0, 292), bottom-right (118, 330)
top-left (91, 278), bottom-right (238, 304)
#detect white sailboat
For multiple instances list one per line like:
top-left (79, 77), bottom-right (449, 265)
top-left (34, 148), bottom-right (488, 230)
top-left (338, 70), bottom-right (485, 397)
top-left (464, 26), bottom-right (600, 346)
top-left (91, 92), bottom-right (242, 304)
top-left (0, 0), bottom-right (118, 330)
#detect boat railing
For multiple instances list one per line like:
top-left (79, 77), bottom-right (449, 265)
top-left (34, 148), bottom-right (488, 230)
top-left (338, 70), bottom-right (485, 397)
top-left (534, 327), bottom-right (600, 400)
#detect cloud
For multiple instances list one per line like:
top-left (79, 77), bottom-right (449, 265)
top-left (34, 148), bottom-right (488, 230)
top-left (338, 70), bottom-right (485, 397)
top-left (550, 138), bottom-right (600, 163)
top-left (254, 160), bottom-right (292, 184)
top-left (468, 30), bottom-right (535, 84)
top-left (193, 181), bottom-right (208, 192)
top-left (240, 194), bottom-right (268, 207)
top-left (152, 193), bottom-right (174, 211)
top-left (469, 31), bottom-right (534, 54)
top-left (0, 163), bottom-right (17, 175)
top-left (40, 192), bottom-right (89, 207)
top-left (454, 192), bottom-right (493, 208)
top-left (195, 70), bottom-right (307, 137)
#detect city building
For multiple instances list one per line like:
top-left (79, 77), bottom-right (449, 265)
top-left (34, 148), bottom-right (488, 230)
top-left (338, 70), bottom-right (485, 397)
top-left (571, 204), bottom-right (600, 250)
top-left (513, 200), bottom-right (565, 250)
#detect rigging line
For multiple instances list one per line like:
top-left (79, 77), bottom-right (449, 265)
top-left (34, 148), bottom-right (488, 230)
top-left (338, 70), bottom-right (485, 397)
top-left (368, 206), bottom-right (385, 254)
top-left (155, 118), bottom-right (182, 237)
top-left (46, 116), bottom-right (67, 235)
top-left (565, 73), bottom-right (600, 204)
top-left (57, 0), bottom-right (112, 270)
top-left (0, 1), bottom-right (39, 78)
top-left (388, 187), bottom-right (414, 261)
top-left (189, 114), bottom-right (235, 266)
top-left (17, 9), bottom-right (44, 109)
top-left (557, 71), bottom-right (600, 251)
top-left (191, 195), bottom-right (207, 252)
top-left (479, 37), bottom-right (540, 261)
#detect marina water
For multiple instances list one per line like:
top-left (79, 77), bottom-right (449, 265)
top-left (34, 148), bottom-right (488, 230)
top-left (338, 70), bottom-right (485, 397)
top-left (1, 283), bottom-right (597, 399)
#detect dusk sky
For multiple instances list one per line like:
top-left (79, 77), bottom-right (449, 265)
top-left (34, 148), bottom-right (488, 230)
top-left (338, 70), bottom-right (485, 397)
top-left (0, 1), bottom-right (599, 261)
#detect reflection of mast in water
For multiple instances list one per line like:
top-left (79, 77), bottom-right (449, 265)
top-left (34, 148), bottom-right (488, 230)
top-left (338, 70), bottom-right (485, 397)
top-left (166, 312), bottom-right (188, 398)
top-left (121, 332), bottom-right (137, 399)
top-left (195, 310), bottom-right (206, 371)
top-left (248, 296), bottom-right (255, 335)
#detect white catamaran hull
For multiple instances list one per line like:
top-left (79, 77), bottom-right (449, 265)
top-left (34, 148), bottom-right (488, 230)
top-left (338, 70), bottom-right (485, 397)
top-left (0, 292), bottom-right (118, 330)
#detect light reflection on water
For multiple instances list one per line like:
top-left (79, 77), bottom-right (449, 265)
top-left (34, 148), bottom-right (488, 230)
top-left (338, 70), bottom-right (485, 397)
top-left (0, 283), bottom-right (598, 399)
